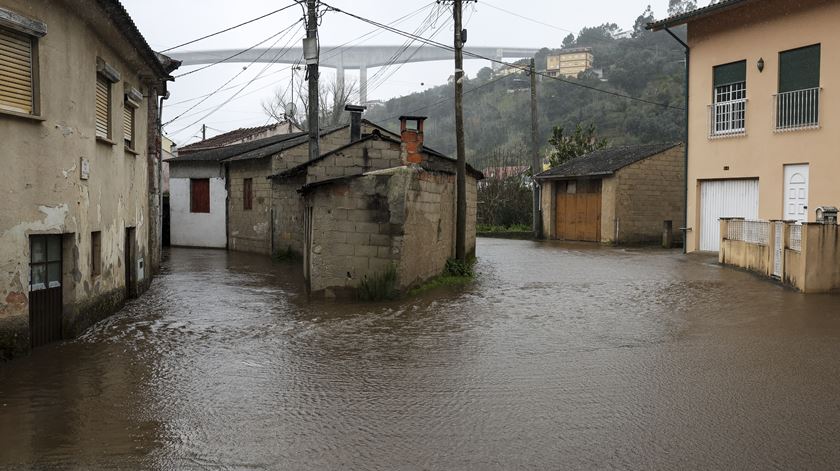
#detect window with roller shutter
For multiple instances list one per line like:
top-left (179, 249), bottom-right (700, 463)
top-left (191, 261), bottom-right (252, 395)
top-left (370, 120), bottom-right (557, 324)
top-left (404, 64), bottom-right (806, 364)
top-left (95, 74), bottom-right (111, 139)
top-left (0, 26), bottom-right (35, 115)
top-left (123, 105), bottom-right (134, 149)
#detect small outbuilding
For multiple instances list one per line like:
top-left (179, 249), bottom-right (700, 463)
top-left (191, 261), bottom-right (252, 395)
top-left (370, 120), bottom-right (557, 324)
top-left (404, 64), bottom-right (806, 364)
top-left (536, 143), bottom-right (685, 245)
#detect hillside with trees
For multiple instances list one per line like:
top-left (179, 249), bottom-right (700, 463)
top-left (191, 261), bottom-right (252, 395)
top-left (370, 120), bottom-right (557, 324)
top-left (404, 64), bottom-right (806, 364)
top-left (365, 5), bottom-right (688, 170)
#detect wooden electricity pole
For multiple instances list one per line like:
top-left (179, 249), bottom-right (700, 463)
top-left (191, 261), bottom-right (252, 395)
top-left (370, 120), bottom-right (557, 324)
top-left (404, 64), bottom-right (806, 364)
top-left (305, 0), bottom-right (320, 161)
top-left (453, 0), bottom-right (468, 262)
top-left (530, 58), bottom-right (542, 239)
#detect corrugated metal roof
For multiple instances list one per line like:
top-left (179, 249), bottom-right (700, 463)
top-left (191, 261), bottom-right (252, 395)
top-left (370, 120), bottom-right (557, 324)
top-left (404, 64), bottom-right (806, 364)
top-left (536, 143), bottom-right (682, 179)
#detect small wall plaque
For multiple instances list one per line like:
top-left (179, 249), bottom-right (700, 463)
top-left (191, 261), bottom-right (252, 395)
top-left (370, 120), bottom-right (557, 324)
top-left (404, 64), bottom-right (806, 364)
top-left (80, 157), bottom-right (90, 180)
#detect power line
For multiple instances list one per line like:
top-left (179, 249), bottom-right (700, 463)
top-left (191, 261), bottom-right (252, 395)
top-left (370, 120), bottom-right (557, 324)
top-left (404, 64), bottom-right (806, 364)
top-left (322, 3), bottom-right (684, 111)
top-left (164, 20), bottom-right (303, 128)
top-left (169, 23), bottom-right (306, 137)
top-left (479, 0), bottom-right (575, 34)
top-left (160, 3), bottom-right (300, 52)
top-left (172, 23), bottom-right (302, 79)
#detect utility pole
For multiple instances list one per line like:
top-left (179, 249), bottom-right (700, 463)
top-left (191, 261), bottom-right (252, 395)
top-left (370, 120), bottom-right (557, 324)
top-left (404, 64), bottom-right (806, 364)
top-left (305, 0), bottom-right (320, 161)
top-left (453, 0), bottom-right (468, 261)
top-left (530, 58), bottom-right (542, 239)
top-left (201, 123), bottom-right (206, 141)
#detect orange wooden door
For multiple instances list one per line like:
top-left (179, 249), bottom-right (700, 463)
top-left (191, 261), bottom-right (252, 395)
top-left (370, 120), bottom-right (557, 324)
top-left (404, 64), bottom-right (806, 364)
top-left (555, 181), bottom-right (601, 242)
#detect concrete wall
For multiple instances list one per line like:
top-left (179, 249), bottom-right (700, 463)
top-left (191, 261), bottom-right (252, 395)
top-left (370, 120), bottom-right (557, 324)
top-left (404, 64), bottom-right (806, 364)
top-left (0, 0), bottom-right (165, 358)
top-left (801, 223), bottom-right (840, 293)
top-left (227, 159), bottom-right (273, 255)
top-left (169, 177), bottom-right (227, 249)
top-left (612, 145), bottom-right (685, 244)
top-left (720, 239), bottom-right (772, 276)
top-left (685, 0), bottom-right (840, 252)
top-left (305, 167), bottom-right (478, 297)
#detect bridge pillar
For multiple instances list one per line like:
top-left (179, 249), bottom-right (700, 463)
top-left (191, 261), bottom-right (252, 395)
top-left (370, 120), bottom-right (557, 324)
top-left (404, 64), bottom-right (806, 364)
top-left (359, 63), bottom-right (367, 105)
top-left (336, 55), bottom-right (345, 106)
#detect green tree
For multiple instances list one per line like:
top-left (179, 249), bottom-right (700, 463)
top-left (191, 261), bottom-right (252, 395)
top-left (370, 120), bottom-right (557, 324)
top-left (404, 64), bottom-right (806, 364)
top-left (547, 123), bottom-right (608, 168)
top-left (476, 67), bottom-right (493, 82)
top-left (668, 0), bottom-right (697, 15)
top-left (562, 33), bottom-right (575, 48)
top-left (633, 5), bottom-right (655, 38)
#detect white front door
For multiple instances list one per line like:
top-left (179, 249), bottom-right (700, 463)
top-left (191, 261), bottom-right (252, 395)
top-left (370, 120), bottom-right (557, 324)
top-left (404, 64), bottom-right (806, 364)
top-left (699, 179), bottom-right (760, 252)
top-left (784, 164), bottom-right (809, 223)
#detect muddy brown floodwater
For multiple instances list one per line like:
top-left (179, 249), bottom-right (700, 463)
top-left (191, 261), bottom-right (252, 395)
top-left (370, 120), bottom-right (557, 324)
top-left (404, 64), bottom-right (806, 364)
top-left (2, 239), bottom-right (840, 469)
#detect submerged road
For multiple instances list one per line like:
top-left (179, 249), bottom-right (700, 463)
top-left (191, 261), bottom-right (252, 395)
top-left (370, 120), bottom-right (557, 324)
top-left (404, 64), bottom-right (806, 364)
top-left (2, 239), bottom-right (840, 469)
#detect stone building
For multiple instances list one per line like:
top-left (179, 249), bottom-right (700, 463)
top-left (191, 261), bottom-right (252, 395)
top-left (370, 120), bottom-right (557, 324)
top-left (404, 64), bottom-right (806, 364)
top-left (546, 47), bottom-right (594, 78)
top-left (0, 1), bottom-right (178, 358)
top-left (536, 144), bottom-right (685, 245)
top-left (296, 116), bottom-right (482, 297)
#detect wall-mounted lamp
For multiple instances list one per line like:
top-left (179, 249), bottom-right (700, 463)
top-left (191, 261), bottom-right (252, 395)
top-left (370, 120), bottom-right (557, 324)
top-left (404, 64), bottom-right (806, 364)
top-left (757, 58), bottom-right (765, 73)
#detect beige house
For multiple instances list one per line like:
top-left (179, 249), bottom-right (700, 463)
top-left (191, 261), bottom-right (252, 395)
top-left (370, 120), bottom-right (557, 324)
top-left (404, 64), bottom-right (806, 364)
top-left (537, 144), bottom-right (685, 245)
top-left (650, 0), bottom-right (839, 253)
top-left (649, 0), bottom-right (840, 293)
top-left (546, 47), bottom-right (594, 78)
top-left (0, 1), bottom-right (177, 358)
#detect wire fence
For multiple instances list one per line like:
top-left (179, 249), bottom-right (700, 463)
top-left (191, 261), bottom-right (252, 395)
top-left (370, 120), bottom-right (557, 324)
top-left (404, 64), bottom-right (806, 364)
top-left (727, 219), bottom-right (770, 246)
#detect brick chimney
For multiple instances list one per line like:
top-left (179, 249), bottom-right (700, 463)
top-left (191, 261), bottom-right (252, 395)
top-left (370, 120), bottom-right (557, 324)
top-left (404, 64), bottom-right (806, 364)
top-left (399, 116), bottom-right (426, 165)
top-left (345, 104), bottom-right (366, 143)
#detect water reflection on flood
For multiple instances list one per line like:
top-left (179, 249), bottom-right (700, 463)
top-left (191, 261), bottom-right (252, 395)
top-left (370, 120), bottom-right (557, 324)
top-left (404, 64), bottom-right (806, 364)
top-left (2, 239), bottom-right (840, 469)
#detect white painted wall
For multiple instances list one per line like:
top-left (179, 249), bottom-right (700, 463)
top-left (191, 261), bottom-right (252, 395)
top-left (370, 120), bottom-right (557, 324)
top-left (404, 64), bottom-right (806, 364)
top-left (170, 177), bottom-right (227, 248)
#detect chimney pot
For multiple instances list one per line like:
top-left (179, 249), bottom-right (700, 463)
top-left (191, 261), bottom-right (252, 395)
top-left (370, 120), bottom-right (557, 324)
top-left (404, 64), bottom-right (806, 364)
top-left (345, 104), bottom-right (366, 143)
top-left (399, 115), bottom-right (427, 165)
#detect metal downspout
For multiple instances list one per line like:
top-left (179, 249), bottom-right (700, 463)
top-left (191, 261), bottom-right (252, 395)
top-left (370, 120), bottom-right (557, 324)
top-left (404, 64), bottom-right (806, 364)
top-left (665, 27), bottom-right (689, 254)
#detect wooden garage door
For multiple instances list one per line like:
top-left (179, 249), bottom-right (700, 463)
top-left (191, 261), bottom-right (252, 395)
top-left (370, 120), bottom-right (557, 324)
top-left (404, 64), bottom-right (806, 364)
top-left (555, 179), bottom-right (602, 242)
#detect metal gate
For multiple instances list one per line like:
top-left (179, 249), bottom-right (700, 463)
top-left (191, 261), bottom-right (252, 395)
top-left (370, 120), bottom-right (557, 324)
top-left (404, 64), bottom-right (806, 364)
top-left (29, 235), bottom-right (63, 348)
top-left (773, 221), bottom-right (784, 278)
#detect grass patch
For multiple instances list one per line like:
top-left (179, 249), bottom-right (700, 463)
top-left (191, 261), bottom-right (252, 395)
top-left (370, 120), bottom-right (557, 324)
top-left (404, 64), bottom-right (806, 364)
top-left (357, 265), bottom-right (399, 301)
top-left (408, 257), bottom-right (477, 297)
top-left (477, 223), bottom-right (531, 233)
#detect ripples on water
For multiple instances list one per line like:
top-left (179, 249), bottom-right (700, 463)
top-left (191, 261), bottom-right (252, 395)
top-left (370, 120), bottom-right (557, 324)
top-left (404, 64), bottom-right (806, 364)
top-left (2, 239), bottom-right (840, 469)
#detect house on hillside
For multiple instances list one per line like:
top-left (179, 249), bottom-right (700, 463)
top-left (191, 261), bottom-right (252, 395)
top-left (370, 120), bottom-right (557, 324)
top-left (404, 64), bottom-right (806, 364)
top-left (546, 47), bottom-right (594, 78)
top-left (536, 144), bottom-right (685, 245)
top-left (0, 1), bottom-right (178, 358)
top-left (648, 0), bottom-right (840, 293)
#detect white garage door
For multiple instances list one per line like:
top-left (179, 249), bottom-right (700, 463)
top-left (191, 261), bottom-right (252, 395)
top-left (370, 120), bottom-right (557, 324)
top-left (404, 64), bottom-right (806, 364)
top-left (699, 179), bottom-right (759, 251)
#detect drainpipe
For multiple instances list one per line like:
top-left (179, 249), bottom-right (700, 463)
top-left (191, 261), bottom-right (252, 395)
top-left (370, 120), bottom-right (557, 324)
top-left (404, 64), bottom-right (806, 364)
top-left (665, 27), bottom-right (689, 254)
top-left (158, 89), bottom-right (170, 259)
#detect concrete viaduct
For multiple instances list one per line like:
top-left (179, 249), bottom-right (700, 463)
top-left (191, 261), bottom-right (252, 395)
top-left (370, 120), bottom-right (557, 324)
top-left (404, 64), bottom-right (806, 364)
top-left (168, 45), bottom-right (539, 104)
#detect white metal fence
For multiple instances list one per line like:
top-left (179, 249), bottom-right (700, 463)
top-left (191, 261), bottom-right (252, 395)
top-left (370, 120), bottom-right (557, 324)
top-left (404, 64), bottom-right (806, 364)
top-left (774, 87), bottom-right (821, 132)
top-left (727, 219), bottom-right (770, 245)
top-left (789, 225), bottom-right (802, 252)
top-left (708, 100), bottom-right (747, 138)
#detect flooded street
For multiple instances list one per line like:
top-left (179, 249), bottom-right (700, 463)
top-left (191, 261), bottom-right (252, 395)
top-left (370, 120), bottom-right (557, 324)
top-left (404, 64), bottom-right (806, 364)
top-left (2, 238), bottom-right (840, 469)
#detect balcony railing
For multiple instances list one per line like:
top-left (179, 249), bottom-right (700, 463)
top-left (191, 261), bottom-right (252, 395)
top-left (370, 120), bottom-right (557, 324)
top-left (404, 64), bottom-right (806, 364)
top-left (708, 99), bottom-right (747, 139)
top-left (774, 87), bottom-right (821, 132)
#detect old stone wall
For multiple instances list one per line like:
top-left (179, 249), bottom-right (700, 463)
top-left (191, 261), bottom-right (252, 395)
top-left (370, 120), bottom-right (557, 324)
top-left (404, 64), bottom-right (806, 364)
top-left (306, 167), bottom-right (479, 297)
top-left (613, 145), bottom-right (685, 244)
top-left (0, 0), bottom-right (163, 358)
top-left (305, 138), bottom-right (403, 185)
top-left (271, 176), bottom-right (306, 255)
top-left (227, 159), bottom-right (273, 254)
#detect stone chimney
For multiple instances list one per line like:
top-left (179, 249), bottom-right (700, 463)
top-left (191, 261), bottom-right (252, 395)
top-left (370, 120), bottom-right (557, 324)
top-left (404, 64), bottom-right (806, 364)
top-left (399, 116), bottom-right (426, 165)
top-left (345, 104), bottom-right (366, 143)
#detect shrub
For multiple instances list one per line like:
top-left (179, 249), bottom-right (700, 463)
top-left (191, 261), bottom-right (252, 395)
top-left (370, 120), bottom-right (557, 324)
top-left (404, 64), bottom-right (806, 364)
top-left (357, 265), bottom-right (399, 301)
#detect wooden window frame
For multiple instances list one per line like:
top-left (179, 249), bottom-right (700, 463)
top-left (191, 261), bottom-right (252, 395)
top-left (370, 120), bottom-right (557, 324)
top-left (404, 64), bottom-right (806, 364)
top-left (190, 178), bottom-right (210, 214)
top-left (243, 178), bottom-right (253, 211)
top-left (95, 73), bottom-right (112, 142)
top-left (0, 25), bottom-right (41, 119)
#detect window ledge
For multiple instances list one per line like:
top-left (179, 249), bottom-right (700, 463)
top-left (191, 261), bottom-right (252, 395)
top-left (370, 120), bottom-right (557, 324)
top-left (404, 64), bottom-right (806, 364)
top-left (124, 146), bottom-right (140, 155)
top-left (0, 108), bottom-right (45, 122)
top-left (774, 125), bottom-right (821, 134)
top-left (96, 136), bottom-right (116, 146)
top-left (708, 131), bottom-right (747, 140)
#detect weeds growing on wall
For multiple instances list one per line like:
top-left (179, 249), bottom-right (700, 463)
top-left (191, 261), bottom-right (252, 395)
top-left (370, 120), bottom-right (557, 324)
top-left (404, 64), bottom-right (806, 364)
top-left (357, 265), bottom-right (399, 302)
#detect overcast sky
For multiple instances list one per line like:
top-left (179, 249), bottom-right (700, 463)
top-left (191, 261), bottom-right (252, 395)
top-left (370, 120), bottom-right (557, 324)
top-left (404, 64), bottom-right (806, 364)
top-left (122, 0), bottom-right (672, 145)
